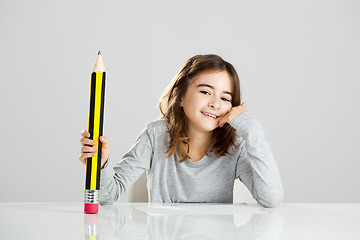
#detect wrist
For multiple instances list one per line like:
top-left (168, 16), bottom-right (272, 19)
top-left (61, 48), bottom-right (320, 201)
top-left (101, 156), bottom-right (110, 169)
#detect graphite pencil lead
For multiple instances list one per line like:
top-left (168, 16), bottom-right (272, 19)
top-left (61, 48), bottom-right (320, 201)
top-left (92, 52), bottom-right (105, 72)
top-left (98, 51), bottom-right (101, 55)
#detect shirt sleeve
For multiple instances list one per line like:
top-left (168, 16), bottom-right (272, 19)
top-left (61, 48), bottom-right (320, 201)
top-left (230, 112), bottom-right (284, 208)
top-left (99, 124), bottom-right (154, 205)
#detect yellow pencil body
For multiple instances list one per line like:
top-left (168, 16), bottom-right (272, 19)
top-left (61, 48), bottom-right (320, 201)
top-left (84, 52), bottom-right (106, 214)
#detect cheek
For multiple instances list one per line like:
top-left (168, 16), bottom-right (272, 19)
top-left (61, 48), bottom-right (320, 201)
top-left (223, 103), bottom-right (232, 114)
top-left (183, 96), bottom-right (202, 114)
top-left (188, 95), bottom-right (205, 108)
top-left (225, 103), bottom-right (232, 112)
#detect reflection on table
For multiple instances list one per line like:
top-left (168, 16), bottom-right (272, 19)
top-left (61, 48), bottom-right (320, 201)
top-left (93, 203), bottom-right (284, 239)
top-left (1, 202), bottom-right (359, 240)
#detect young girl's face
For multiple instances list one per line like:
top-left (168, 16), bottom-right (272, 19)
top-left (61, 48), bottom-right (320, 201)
top-left (180, 70), bottom-right (234, 134)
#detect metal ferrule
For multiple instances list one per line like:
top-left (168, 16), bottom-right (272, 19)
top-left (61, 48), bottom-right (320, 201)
top-left (84, 189), bottom-right (99, 204)
top-left (85, 225), bottom-right (97, 236)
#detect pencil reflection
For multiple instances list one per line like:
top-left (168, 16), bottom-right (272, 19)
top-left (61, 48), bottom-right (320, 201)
top-left (85, 204), bottom-right (284, 240)
top-left (84, 214), bottom-right (99, 240)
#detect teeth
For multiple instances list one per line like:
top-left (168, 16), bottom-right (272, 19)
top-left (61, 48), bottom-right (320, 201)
top-left (203, 112), bottom-right (217, 118)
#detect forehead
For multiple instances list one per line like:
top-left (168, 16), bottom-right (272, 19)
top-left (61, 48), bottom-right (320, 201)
top-left (190, 70), bottom-right (234, 92)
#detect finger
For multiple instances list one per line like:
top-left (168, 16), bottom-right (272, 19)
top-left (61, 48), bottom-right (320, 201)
top-left (81, 146), bottom-right (98, 153)
top-left (81, 130), bottom-right (90, 138)
top-left (80, 137), bottom-right (97, 146)
top-left (79, 152), bottom-right (96, 164)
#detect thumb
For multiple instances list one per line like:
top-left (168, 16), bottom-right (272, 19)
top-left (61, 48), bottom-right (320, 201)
top-left (218, 118), bottom-right (226, 128)
top-left (242, 102), bottom-right (248, 111)
top-left (100, 136), bottom-right (109, 144)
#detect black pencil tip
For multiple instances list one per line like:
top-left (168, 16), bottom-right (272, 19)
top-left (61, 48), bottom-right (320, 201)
top-left (98, 51), bottom-right (101, 55)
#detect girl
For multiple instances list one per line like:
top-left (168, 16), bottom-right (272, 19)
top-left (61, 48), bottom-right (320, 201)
top-left (79, 54), bottom-right (284, 207)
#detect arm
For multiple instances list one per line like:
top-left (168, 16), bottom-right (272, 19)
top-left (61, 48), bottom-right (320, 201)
top-left (230, 111), bottom-right (284, 208)
top-left (99, 125), bottom-right (154, 205)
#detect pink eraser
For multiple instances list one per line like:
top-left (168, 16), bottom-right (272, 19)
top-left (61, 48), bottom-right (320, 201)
top-left (84, 203), bottom-right (98, 214)
top-left (84, 213), bottom-right (98, 225)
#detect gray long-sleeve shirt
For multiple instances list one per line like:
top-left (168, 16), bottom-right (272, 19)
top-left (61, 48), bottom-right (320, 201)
top-left (99, 112), bottom-right (284, 207)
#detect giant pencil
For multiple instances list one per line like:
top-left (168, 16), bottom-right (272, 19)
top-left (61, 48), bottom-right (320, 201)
top-left (84, 51), bottom-right (106, 214)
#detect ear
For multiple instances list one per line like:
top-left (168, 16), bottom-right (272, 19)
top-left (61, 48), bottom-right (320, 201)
top-left (174, 87), bottom-right (183, 107)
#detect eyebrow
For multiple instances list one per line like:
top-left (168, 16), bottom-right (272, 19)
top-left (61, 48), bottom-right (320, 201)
top-left (196, 84), bottom-right (233, 97)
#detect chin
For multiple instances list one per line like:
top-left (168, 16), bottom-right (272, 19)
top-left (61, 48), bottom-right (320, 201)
top-left (202, 123), bottom-right (219, 132)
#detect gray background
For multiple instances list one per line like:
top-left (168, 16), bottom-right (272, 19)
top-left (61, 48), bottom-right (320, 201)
top-left (1, 0), bottom-right (359, 203)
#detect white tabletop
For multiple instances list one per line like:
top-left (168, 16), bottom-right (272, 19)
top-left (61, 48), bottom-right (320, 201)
top-left (1, 202), bottom-right (359, 240)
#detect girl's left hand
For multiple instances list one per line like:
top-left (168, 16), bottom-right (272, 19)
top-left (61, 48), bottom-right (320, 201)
top-left (218, 102), bottom-right (247, 128)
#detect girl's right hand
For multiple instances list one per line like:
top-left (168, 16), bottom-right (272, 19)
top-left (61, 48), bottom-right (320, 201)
top-left (79, 130), bottom-right (110, 169)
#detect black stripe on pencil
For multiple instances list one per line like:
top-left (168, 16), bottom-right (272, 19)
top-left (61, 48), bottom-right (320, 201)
top-left (85, 72), bottom-right (97, 190)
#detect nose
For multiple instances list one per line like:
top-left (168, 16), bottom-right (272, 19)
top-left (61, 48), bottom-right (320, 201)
top-left (209, 97), bottom-right (220, 109)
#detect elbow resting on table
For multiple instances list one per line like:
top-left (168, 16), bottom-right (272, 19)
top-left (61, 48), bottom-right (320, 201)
top-left (99, 188), bottom-right (117, 205)
top-left (99, 200), bottom-right (114, 205)
top-left (257, 190), bottom-right (284, 208)
top-left (99, 195), bottom-right (115, 205)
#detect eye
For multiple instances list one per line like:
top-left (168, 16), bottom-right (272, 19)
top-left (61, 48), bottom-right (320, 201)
top-left (200, 91), bottom-right (210, 95)
top-left (221, 97), bottom-right (231, 102)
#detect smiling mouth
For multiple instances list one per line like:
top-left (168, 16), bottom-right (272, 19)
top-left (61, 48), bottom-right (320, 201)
top-left (201, 112), bottom-right (219, 119)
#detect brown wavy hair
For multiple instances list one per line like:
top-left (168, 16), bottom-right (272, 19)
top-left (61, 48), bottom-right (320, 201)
top-left (159, 54), bottom-right (241, 163)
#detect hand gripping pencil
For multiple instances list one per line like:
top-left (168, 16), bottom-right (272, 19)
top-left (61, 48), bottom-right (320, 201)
top-left (84, 51), bottom-right (106, 214)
